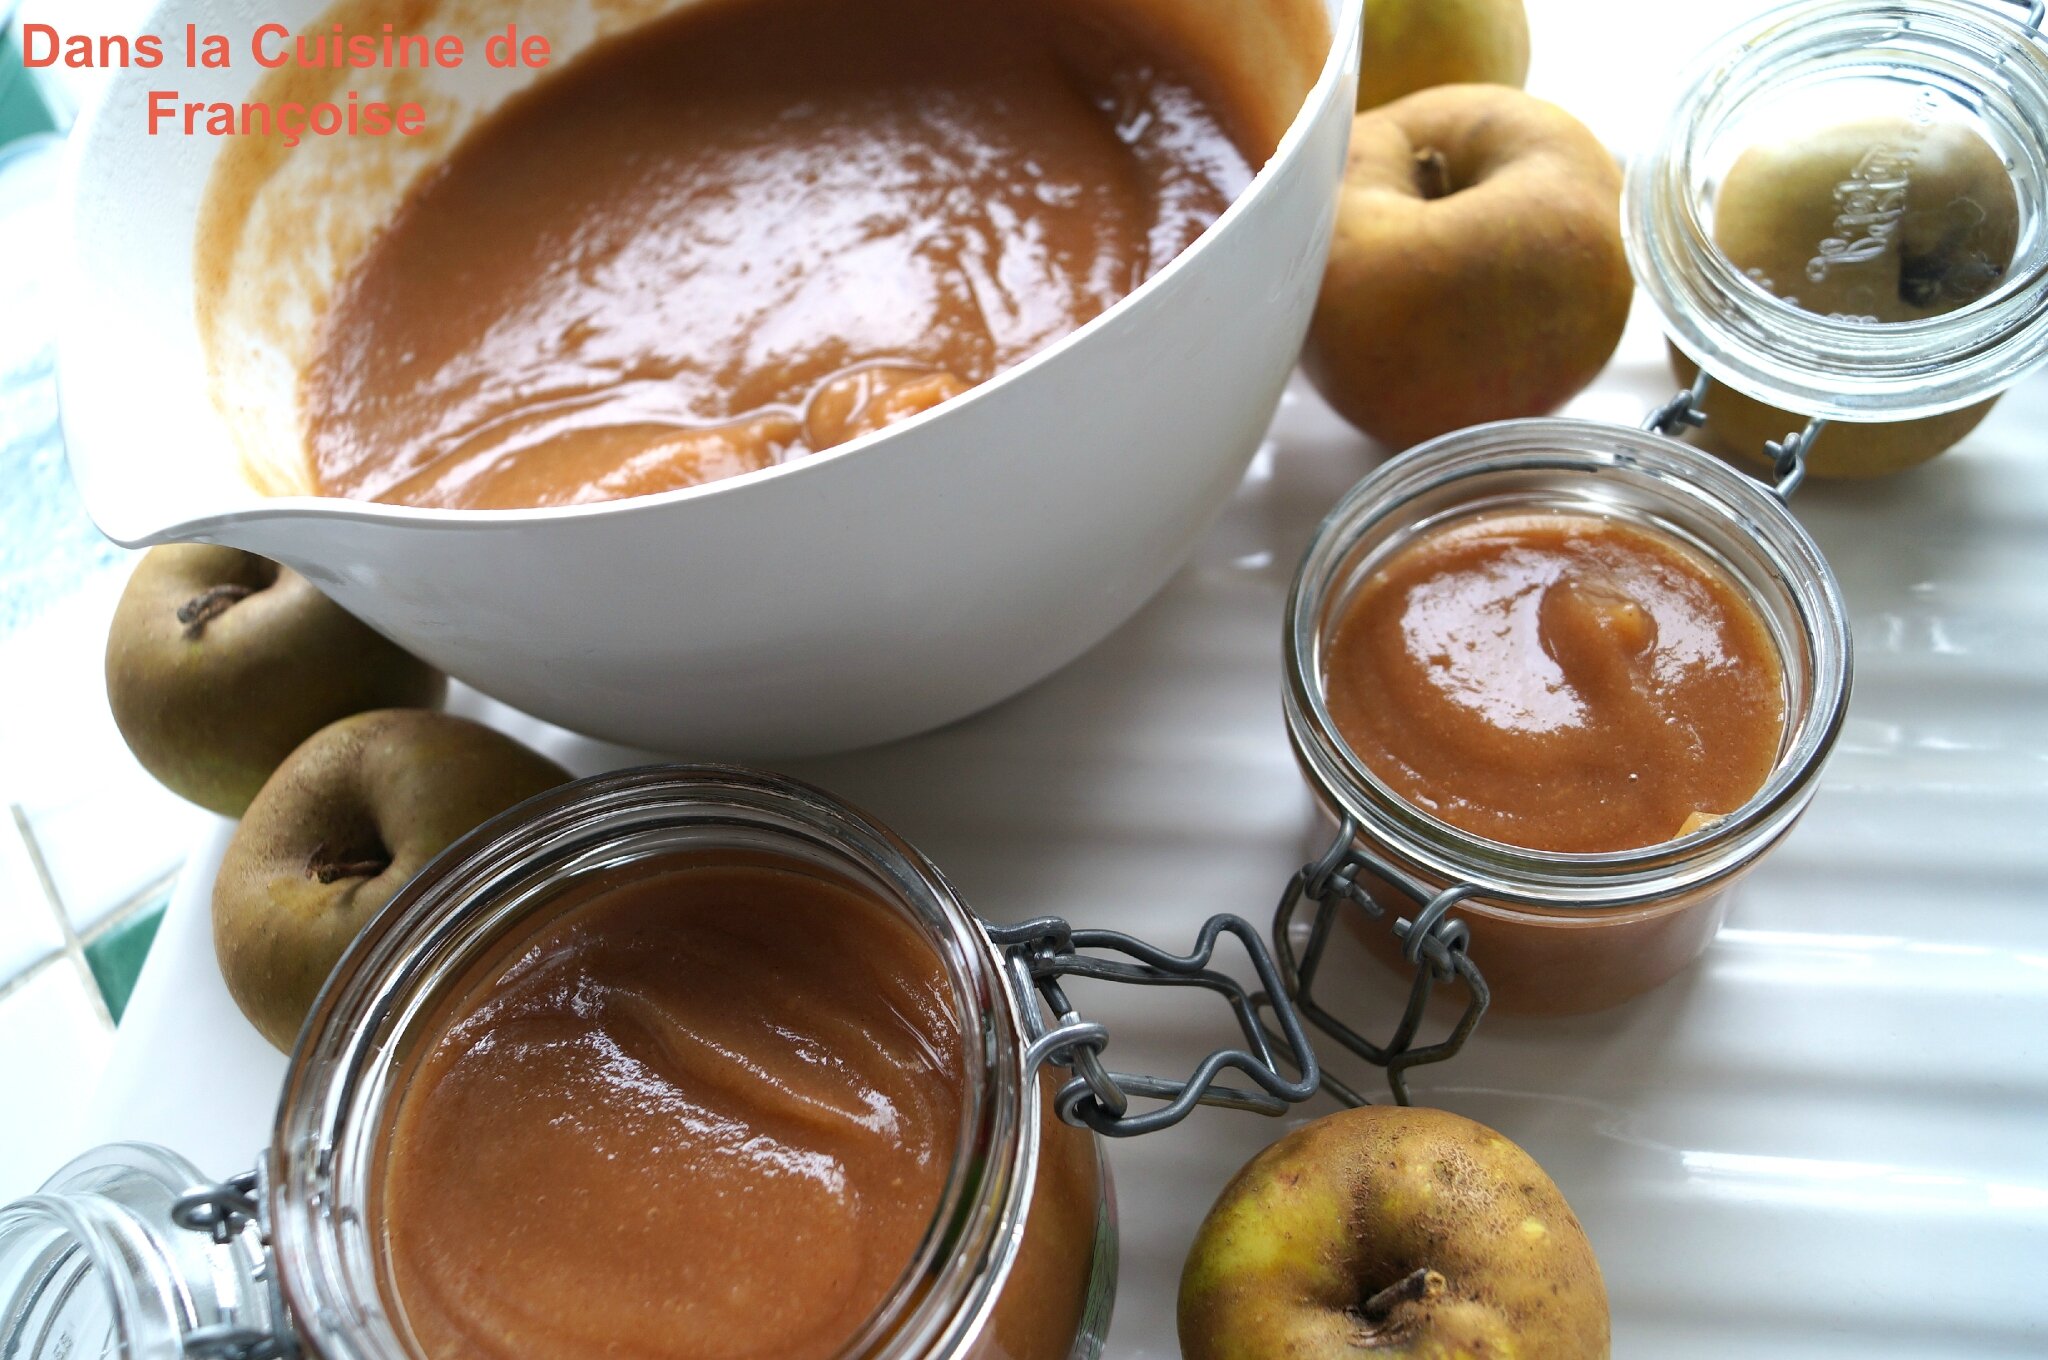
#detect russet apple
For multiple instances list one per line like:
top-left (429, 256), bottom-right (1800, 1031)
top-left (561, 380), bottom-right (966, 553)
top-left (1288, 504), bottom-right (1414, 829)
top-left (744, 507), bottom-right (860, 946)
top-left (1668, 345), bottom-right (2000, 480)
top-left (213, 709), bottom-right (569, 1050)
top-left (1179, 1105), bottom-right (1609, 1358)
top-left (1714, 116), bottom-right (2018, 325)
top-left (1683, 115), bottom-right (2018, 476)
top-left (1358, 0), bottom-right (1529, 111)
top-left (1305, 86), bottom-right (1632, 451)
top-left (106, 545), bottom-right (443, 816)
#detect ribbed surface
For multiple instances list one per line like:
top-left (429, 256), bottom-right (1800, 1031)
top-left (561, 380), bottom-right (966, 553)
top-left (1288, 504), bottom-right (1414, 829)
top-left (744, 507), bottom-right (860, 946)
top-left (898, 368), bottom-right (2048, 1357)
top-left (805, 364), bottom-right (2048, 1359)
top-left (91, 350), bottom-right (2048, 1355)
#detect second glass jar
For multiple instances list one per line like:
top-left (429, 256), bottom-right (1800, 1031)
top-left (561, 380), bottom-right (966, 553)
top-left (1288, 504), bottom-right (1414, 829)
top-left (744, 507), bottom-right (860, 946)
top-left (1282, 418), bottom-right (1853, 1016)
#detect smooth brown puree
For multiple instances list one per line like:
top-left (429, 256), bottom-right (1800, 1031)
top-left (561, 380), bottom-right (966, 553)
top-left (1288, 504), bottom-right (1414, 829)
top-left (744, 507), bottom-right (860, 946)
top-left (1324, 510), bottom-right (1787, 853)
top-left (305, 0), bottom-right (1257, 509)
top-left (380, 860), bottom-right (966, 1360)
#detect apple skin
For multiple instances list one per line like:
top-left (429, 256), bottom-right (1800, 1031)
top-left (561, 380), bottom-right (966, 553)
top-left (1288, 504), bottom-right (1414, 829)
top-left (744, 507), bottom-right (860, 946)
top-left (1668, 345), bottom-right (1999, 480)
top-left (106, 545), bottom-right (444, 816)
top-left (1678, 116), bottom-right (2016, 478)
top-left (1179, 1105), bottom-right (1609, 1359)
top-left (1713, 117), bottom-right (2018, 325)
top-left (1304, 86), bottom-right (1631, 451)
top-left (212, 709), bottom-right (569, 1051)
top-left (1359, 0), bottom-right (1530, 111)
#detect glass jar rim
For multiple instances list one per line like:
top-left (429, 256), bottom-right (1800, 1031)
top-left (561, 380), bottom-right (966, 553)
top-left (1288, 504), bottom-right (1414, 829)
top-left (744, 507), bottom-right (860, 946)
top-left (1283, 417), bottom-right (1853, 910)
top-left (1624, 0), bottom-right (2048, 420)
top-left (0, 1144), bottom-right (276, 1360)
top-left (268, 765), bottom-right (1041, 1360)
top-left (0, 1147), bottom-right (185, 1356)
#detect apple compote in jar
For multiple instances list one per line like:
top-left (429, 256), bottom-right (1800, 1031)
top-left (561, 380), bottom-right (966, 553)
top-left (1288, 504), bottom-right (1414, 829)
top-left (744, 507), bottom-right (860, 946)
top-left (0, 768), bottom-right (1316, 1360)
top-left (1280, 0), bottom-right (2048, 1088)
top-left (377, 858), bottom-right (1073, 1360)
top-left (1280, 419), bottom-right (1851, 1020)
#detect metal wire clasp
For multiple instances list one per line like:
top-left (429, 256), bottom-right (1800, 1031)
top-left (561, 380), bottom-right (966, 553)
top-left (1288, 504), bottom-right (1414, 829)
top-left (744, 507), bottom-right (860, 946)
top-left (987, 913), bottom-right (1320, 1138)
top-left (1265, 819), bottom-right (1490, 1107)
top-left (170, 1171), bottom-right (262, 1245)
top-left (170, 1169), bottom-right (301, 1360)
top-left (1641, 367), bottom-right (1711, 440)
top-left (1999, 0), bottom-right (2045, 36)
top-left (1644, 368), bottom-right (1822, 501)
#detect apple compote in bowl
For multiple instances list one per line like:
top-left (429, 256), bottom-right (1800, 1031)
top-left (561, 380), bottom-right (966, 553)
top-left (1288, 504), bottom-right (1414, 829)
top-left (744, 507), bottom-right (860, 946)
top-left (60, 0), bottom-right (1358, 756)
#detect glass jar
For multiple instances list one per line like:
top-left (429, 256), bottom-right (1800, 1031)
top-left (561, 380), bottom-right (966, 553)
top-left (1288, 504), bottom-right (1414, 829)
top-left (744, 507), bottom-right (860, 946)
top-left (1625, 0), bottom-right (2048, 422)
top-left (1274, 2), bottom-right (2048, 1094)
top-left (1279, 418), bottom-right (1852, 1025)
top-left (0, 1144), bottom-right (286, 1357)
top-left (0, 767), bottom-right (1317, 1360)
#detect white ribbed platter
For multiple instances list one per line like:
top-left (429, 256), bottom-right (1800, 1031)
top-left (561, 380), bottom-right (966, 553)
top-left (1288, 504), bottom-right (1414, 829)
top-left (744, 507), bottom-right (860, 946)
top-left (80, 2), bottom-right (2048, 1353)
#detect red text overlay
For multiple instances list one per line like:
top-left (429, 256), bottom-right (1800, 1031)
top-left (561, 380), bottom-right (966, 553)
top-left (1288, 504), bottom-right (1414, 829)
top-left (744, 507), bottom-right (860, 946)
top-left (21, 22), bottom-right (553, 149)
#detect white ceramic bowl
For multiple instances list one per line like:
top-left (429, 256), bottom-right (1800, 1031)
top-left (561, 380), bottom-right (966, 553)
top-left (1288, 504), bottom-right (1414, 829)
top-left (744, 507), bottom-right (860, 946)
top-left (60, 0), bottom-right (1360, 757)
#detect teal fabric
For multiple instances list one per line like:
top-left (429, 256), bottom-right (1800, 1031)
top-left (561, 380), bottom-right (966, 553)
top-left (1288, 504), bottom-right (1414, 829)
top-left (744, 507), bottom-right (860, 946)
top-left (0, 30), bottom-right (56, 146)
top-left (85, 901), bottom-right (168, 1024)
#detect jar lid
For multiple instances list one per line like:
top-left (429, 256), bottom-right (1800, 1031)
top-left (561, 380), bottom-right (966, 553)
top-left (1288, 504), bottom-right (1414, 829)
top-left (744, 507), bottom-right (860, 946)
top-left (1624, 0), bottom-right (2048, 420)
top-left (0, 1144), bottom-right (281, 1360)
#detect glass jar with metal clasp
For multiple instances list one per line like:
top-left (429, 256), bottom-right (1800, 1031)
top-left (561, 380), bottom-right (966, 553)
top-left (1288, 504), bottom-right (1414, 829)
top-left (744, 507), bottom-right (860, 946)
top-left (1255, 0), bottom-right (2048, 1105)
top-left (0, 766), bottom-right (1320, 1360)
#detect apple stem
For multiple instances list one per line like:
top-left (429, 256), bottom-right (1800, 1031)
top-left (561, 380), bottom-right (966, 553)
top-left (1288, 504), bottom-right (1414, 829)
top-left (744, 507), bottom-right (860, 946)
top-left (307, 845), bottom-right (393, 884)
top-left (1411, 148), bottom-right (1453, 201)
top-left (177, 584), bottom-right (256, 639)
top-left (1361, 1267), bottom-right (1445, 1321)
